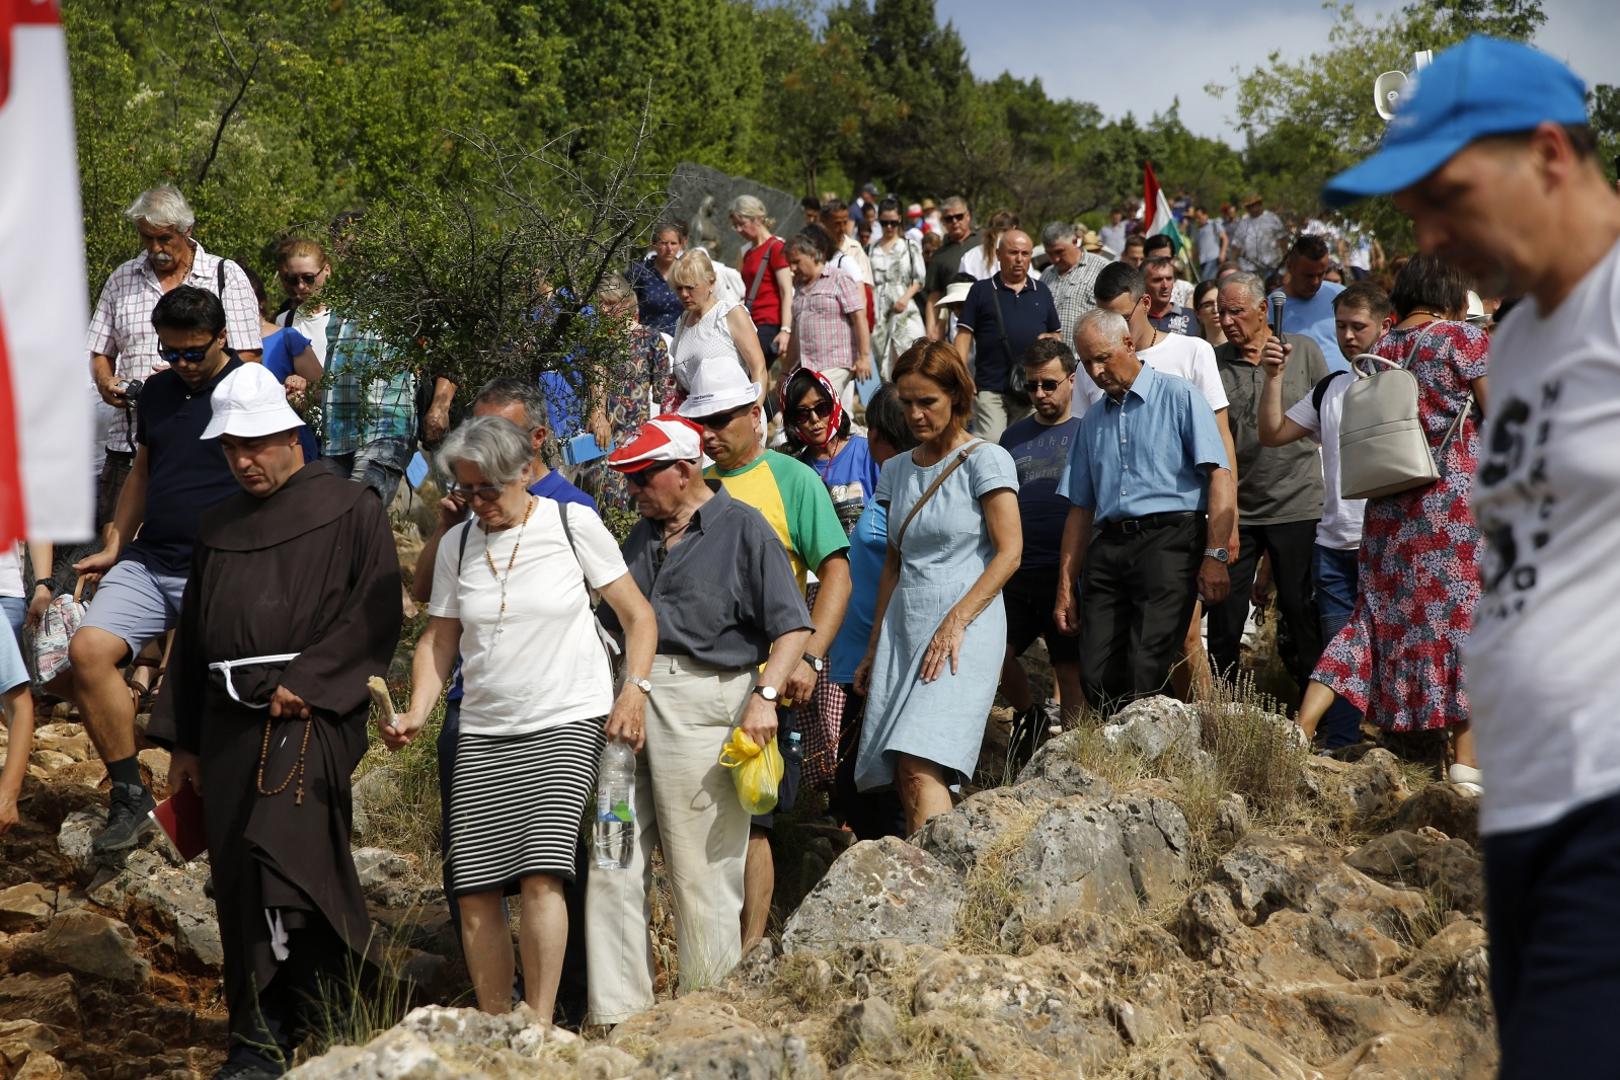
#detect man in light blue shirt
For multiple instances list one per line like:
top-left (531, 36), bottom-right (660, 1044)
top-left (1053, 308), bottom-right (1236, 714)
top-left (1269, 233), bottom-right (1347, 371)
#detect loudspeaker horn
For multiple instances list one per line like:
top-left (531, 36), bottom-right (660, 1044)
top-left (1373, 70), bottom-right (1408, 121)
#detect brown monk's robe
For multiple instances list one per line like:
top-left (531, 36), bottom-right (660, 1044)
top-left (149, 461), bottom-right (401, 1045)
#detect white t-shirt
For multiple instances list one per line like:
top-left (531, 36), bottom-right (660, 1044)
top-left (1082, 333), bottom-right (1227, 418)
top-left (1465, 236), bottom-right (1620, 836)
top-left (429, 499), bottom-right (627, 736)
top-left (1284, 372), bottom-right (1364, 550)
top-left (0, 547), bottom-right (24, 600)
top-left (713, 262), bottom-right (746, 306)
top-left (277, 307), bottom-right (332, 368)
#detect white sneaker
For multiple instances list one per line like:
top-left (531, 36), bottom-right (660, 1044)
top-left (1448, 763), bottom-right (1483, 796)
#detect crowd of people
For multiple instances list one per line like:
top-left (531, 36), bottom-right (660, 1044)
top-left (0, 34), bottom-right (1615, 1080)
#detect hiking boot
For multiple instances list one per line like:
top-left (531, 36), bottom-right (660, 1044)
top-left (91, 781), bottom-right (156, 856)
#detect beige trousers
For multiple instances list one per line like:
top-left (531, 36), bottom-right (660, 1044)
top-left (972, 389), bottom-right (1031, 442)
top-left (584, 654), bottom-right (755, 1024)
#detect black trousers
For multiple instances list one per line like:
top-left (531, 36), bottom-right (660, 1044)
top-left (1485, 791), bottom-right (1620, 1077)
top-left (1080, 515), bottom-right (1204, 716)
top-left (227, 916), bottom-right (348, 1072)
top-left (1206, 519), bottom-right (1322, 687)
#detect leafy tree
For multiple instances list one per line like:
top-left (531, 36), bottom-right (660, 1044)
top-left (1219, 0), bottom-right (1545, 245)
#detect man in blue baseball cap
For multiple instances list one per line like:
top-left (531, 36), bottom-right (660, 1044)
top-left (1326, 35), bottom-right (1620, 1078)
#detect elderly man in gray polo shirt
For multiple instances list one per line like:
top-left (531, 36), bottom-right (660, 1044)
top-left (586, 415), bottom-right (811, 1027)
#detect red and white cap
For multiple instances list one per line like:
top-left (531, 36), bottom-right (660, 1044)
top-left (607, 414), bottom-right (704, 473)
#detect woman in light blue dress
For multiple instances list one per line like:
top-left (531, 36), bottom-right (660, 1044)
top-left (854, 341), bottom-right (1022, 834)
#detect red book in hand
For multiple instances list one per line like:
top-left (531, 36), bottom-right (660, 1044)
top-left (149, 782), bottom-right (207, 862)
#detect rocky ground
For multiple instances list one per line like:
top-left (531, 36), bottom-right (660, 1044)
top-left (0, 661), bottom-right (1495, 1079)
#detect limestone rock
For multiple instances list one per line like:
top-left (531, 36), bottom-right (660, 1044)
top-left (0, 884), bottom-right (56, 933)
top-left (0, 1019), bottom-right (58, 1071)
top-left (288, 1004), bottom-right (580, 1078)
top-left (1160, 1016), bottom-right (1325, 1079)
top-left (1392, 784), bottom-right (1480, 846)
top-left (1306, 749), bottom-right (1409, 824)
top-left (1010, 735), bottom-right (1113, 802)
top-left (781, 838), bottom-right (962, 954)
top-left (830, 997), bottom-right (903, 1066)
top-left (1000, 798), bottom-right (1140, 931)
top-left (353, 847), bottom-right (434, 908)
top-left (0, 974), bottom-right (80, 1029)
top-left (86, 848), bottom-right (222, 971)
top-left (13, 911), bottom-right (148, 987)
top-left (137, 747), bottom-right (171, 792)
top-left (633, 1029), bottom-right (826, 1080)
top-left (913, 789), bottom-right (1036, 878)
top-left (1098, 696), bottom-right (1201, 761)
top-left (1105, 796), bottom-right (1192, 907)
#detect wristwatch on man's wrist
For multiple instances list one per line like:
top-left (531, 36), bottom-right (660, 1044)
top-left (1203, 547), bottom-right (1230, 564)
top-left (630, 676), bottom-right (652, 696)
top-left (802, 653), bottom-right (825, 674)
top-left (753, 685), bottom-right (780, 703)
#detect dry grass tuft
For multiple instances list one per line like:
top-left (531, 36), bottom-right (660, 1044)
top-left (954, 803), bottom-right (1046, 954)
top-left (353, 700), bottom-right (445, 870)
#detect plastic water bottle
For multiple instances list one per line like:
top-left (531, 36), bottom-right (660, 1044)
top-left (593, 741), bottom-right (636, 870)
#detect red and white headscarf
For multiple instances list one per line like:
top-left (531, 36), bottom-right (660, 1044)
top-left (777, 367), bottom-right (845, 450)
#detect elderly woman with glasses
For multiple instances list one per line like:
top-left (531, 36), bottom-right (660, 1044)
top-left (389, 416), bottom-right (656, 1023)
top-left (867, 197), bottom-right (926, 376)
top-left (586, 415), bottom-right (812, 1026)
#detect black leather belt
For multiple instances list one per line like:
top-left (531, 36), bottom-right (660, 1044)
top-left (1098, 511), bottom-right (1199, 536)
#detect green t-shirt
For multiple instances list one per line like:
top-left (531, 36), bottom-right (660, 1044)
top-left (707, 449), bottom-right (851, 590)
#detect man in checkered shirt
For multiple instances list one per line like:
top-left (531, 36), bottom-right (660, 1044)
top-left (1040, 221), bottom-right (1111, 352)
top-left (87, 185), bottom-right (262, 528)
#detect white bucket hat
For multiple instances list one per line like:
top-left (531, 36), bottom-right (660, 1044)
top-left (676, 358), bottom-right (760, 419)
top-left (202, 363), bottom-right (305, 440)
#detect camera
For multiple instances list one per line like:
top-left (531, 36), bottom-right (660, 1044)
top-left (119, 378), bottom-right (144, 405)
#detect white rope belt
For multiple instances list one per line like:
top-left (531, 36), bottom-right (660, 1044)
top-left (207, 653), bottom-right (301, 709)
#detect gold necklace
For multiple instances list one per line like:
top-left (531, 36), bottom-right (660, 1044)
top-left (482, 495), bottom-right (536, 649)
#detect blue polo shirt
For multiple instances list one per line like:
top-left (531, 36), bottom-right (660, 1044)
top-left (1270, 282), bottom-right (1347, 372)
top-left (957, 274), bottom-right (1060, 393)
top-left (123, 357), bottom-right (245, 575)
top-left (1057, 362), bottom-right (1227, 525)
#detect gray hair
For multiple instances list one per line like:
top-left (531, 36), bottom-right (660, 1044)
top-left (597, 273), bottom-right (634, 306)
top-left (437, 416), bottom-right (534, 488)
top-left (124, 185), bottom-right (195, 231)
top-left (785, 232), bottom-right (823, 262)
top-left (941, 195), bottom-right (968, 214)
top-left (1220, 271), bottom-right (1268, 307)
top-left (473, 378), bottom-right (549, 434)
top-left (1074, 307), bottom-right (1131, 351)
top-left (1041, 221), bottom-right (1081, 249)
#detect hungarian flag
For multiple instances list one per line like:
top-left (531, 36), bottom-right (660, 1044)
top-left (1140, 160), bottom-right (1198, 281)
top-left (0, 0), bottom-right (92, 546)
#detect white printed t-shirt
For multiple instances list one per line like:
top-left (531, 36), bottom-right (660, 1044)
top-left (1082, 332), bottom-right (1228, 419)
top-left (1284, 373), bottom-right (1364, 550)
top-left (1466, 236), bottom-right (1620, 836)
top-left (429, 498), bottom-right (627, 736)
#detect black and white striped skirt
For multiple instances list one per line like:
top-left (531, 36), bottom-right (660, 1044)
top-left (447, 718), bottom-right (605, 896)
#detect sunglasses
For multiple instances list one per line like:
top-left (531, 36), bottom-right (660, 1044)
top-left (625, 461), bottom-right (678, 487)
top-left (449, 482), bottom-right (504, 502)
top-left (790, 399), bottom-right (835, 424)
top-left (1025, 377), bottom-right (1068, 394)
top-left (157, 343), bottom-right (213, 365)
top-left (279, 271), bottom-right (320, 286)
top-left (692, 403), bottom-right (752, 430)
top-left (879, 219), bottom-right (902, 228)
top-left (942, 213), bottom-right (966, 223)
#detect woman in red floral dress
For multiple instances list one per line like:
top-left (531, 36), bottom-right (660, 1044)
top-left (1307, 256), bottom-right (1490, 787)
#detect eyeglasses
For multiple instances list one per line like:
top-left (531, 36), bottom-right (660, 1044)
top-left (879, 219), bottom-right (902, 228)
top-left (1025, 377), bottom-right (1068, 394)
top-left (449, 482), bottom-right (504, 503)
top-left (941, 213), bottom-right (967, 223)
top-left (692, 403), bottom-right (752, 430)
top-left (279, 271), bottom-right (320, 287)
top-left (625, 461), bottom-right (678, 488)
top-left (790, 399), bottom-right (835, 424)
top-left (157, 343), bottom-right (213, 365)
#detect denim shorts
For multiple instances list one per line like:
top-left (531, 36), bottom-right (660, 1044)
top-left (330, 435), bottom-right (413, 507)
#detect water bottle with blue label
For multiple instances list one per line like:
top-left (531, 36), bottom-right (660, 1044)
top-left (593, 740), bottom-right (636, 869)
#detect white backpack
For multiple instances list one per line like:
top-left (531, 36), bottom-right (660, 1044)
top-left (1337, 324), bottom-right (1473, 500)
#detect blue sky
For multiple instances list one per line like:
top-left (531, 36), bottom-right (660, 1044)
top-left (935, 0), bottom-right (1617, 147)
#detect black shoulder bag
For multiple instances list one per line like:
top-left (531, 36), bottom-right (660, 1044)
top-left (987, 280), bottom-right (1032, 407)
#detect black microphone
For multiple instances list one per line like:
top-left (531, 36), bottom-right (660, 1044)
top-left (1268, 293), bottom-right (1286, 339)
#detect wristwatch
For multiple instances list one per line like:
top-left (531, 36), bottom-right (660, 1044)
top-left (35, 577), bottom-right (58, 594)
top-left (630, 677), bottom-right (652, 696)
top-left (1203, 547), bottom-right (1231, 564)
top-left (753, 685), bottom-right (780, 703)
top-left (802, 653), bottom-right (825, 674)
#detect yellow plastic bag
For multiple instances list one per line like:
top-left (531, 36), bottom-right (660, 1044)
top-left (718, 728), bottom-right (785, 815)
